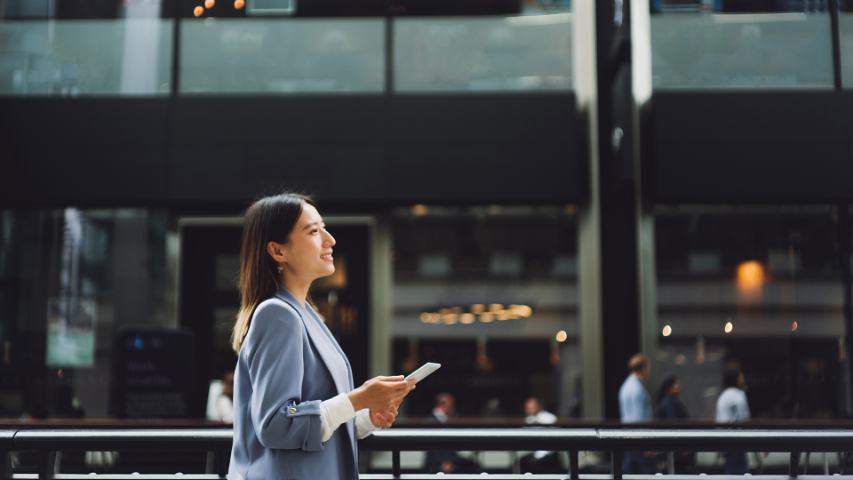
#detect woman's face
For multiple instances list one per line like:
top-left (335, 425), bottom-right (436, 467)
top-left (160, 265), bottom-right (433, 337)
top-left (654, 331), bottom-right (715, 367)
top-left (278, 203), bottom-right (336, 281)
top-left (670, 381), bottom-right (681, 397)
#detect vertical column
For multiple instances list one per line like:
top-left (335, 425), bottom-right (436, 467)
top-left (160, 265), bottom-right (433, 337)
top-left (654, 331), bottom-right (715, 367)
top-left (575, 0), bottom-right (605, 420)
top-left (839, 204), bottom-right (853, 416)
top-left (631, 0), bottom-right (658, 385)
top-left (577, 0), bottom-right (656, 419)
top-left (370, 218), bottom-right (393, 377)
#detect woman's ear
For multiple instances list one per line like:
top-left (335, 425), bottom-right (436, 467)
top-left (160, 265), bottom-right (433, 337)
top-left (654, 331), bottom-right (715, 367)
top-left (266, 241), bottom-right (287, 264)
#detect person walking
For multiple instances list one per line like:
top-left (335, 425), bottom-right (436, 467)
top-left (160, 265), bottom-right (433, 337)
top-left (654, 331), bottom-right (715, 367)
top-left (618, 354), bottom-right (655, 474)
top-left (227, 193), bottom-right (416, 480)
top-left (716, 365), bottom-right (751, 475)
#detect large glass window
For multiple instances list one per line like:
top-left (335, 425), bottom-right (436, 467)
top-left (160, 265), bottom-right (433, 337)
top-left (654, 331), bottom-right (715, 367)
top-left (394, 13), bottom-right (573, 93)
top-left (654, 206), bottom-right (845, 420)
top-left (841, 3), bottom-right (853, 87)
top-left (651, 4), bottom-right (834, 89)
top-left (0, 209), bottom-right (176, 418)
top-left (0, 0), bottom-right (172, 96)
top-left (179, 19), bottom-right (385, 94)
top-left (390, 205), bottom-right (579, 419)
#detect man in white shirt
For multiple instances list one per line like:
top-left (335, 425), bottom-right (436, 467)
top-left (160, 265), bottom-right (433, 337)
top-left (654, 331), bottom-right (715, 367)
top-left (618, 354), bottom-right (655, 474)
top-left (716, 366), bottom-right (751, 474)
top-left (619, 354), bottom-right (652, 423)
top-left (520, 397), bottom-right (561, 473)
top-left (524, 397), bottom-right (558, 425)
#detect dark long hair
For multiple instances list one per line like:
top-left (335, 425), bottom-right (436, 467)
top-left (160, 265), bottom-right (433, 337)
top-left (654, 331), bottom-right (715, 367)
top-left (231, 193), bottom-right (314, 353)
top-left (656, 375), bottom-right (679, 405)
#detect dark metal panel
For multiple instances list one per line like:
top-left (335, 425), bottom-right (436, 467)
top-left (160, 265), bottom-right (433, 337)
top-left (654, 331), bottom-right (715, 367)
top-left (1, 94), bottom-right (580, 208)
top-left (382, 94), bottom-right (581, 204)
top-left (0, 98), bottom-right (171, 208)
top-left (649, 91), bottom-right (853, 203)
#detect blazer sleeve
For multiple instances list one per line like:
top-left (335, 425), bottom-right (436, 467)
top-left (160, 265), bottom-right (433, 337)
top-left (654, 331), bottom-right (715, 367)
top-left (245, 300), bottom-right (325, 451)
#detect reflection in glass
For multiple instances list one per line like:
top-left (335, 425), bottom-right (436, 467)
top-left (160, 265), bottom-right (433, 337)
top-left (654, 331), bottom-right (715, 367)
top-left (651, 13), bottom-right (833, 88)
top-left (654, 207), bottom-right (844, 419)
top-left (841, 13), bottom-right (853, 87)
top-left (180, 18), bottom-right (384, 94)
top-left (0, 209), bottom-right (175, 418)
top-left (394, 14), bottom-right (573, 93)
top-left (390, 206), bottom-right (579, 419)
top-left (0, 19), bottom-right (173, 95)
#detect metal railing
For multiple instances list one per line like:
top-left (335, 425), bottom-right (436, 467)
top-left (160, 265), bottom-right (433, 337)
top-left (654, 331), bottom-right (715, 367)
top-left (2, 426), bottom-right (853, 479)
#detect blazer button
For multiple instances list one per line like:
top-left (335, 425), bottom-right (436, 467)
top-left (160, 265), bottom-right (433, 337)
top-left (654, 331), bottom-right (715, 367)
top-left (288, 407), bottom-right (297, 414)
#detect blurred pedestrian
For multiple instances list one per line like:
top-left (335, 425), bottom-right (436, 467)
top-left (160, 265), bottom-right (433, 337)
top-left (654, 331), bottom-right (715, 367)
top-left (619, 354), bottom-right (655, 474)
top-left (716, 365), bottom-right (751, 475)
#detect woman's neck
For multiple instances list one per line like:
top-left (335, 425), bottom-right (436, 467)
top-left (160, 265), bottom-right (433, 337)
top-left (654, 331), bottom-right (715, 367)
top-left (281, 276), bottom-right (310, 306)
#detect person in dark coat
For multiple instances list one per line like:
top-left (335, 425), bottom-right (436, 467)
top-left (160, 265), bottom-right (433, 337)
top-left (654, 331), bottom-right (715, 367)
top-left (655, 375), bottom-right (694, 472)
top-left (655, 375), bottom-right (688, 420)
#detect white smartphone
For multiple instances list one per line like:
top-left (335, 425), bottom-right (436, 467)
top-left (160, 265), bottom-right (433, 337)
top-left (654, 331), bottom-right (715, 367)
top-left (405, 362), bottom-right (441, 383)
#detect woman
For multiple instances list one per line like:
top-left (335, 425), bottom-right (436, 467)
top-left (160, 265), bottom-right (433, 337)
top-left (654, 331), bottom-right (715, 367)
top-left (228, 193), bottom-right (416, 480)
top-left (655, 375), bottom-right (693, 472)
top-left (655, 375), bottom-right (688, 420)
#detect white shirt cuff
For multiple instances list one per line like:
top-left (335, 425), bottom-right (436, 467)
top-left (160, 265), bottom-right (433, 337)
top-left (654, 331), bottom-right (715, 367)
top-left (319, 393), bottom-right (357, 442)
top-left (355, 408), bottom-right (379, 439)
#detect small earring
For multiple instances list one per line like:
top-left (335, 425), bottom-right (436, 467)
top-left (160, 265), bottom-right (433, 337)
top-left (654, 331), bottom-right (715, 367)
top-left (277, 264), bottom-right (284, 273)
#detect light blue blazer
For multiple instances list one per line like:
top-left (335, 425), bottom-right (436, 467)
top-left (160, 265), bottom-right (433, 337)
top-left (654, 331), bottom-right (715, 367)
top-left (228, 288), bottom-right (358, 480)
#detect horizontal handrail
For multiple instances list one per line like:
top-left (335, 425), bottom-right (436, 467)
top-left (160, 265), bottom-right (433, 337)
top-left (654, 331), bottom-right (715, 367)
top-left (361, 428), bottom-right (853, 451)
top-left (2, 426), bottom-right (853, 451)
top-left (2, 427), bottom-right (852, 479)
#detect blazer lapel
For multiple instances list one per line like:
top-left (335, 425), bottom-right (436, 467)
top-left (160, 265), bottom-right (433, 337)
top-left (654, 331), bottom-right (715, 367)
top-left (306, 304), bottom-right (358, 462)
top-left (310, 305), bottom-right (355, 390)
top-left (274, 290), bottom-right (350, 398)
top-left (275, 290), bottom-right (359, 467)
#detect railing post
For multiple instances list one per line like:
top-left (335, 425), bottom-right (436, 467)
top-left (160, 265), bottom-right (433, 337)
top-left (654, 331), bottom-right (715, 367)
top-left (39, 451), bottom-right (57, 480)
top-left (0, 450), bottom-right (10, 480)
top-left (666, 451), bottom-right (675, 474)
top-left (391, 449), bottom-right (400, 479)
top-left (206, 449), bottom-right (229, 476)
top-left (789, 451), bottom-right (801, 478)
top-left (611, 450), bottom-right (623, 480)
top-left (568, 450), bottom-right (579, 480)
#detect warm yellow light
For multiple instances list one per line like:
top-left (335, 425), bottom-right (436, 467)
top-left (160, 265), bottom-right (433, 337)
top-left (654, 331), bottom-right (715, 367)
top-left (662, 325), bottom-right (672, 337)
top-left (497, 311), bottom-right (512, 321)
top-left (510, 305), bottom-right (533, 318)
top-left (460, 313), bottom-right (475, 324)
top-left (737, 260), bottom-right (765, 291)
top-left (420, 312), bottom-right (429, 323)
top-left (411, 204), bottom-right (428, 216)
top-left (791, 321), bottom-right (799, 332)
top-left (193, 5), bottom-right (204, 16)
top-left (441, 314), bottom-right (458, 325)
top-left (724, 321), bottom-right (734, 334)
top-left (234, 0), bottom-right (245, 8)
top-left (204, 0), bottom-right (215, 8)
top-left (471, 304), bottom-right (485, 314)
top-left (555, 330), bottom-right (568, 343)
top-left (489, 303), bottom-right (504, 312)
top-left (480, 313), bottom-right (495, 323)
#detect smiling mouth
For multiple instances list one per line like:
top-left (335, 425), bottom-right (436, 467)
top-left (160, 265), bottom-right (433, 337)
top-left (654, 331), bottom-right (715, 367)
top-left (321, 253), bottom-right (334, 261)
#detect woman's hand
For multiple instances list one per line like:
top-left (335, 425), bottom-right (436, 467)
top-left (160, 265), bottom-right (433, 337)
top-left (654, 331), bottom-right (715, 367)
top-left (348, 375), bottom-right (416, 412)
top-left (369, 408), bottom-right (397, 428)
